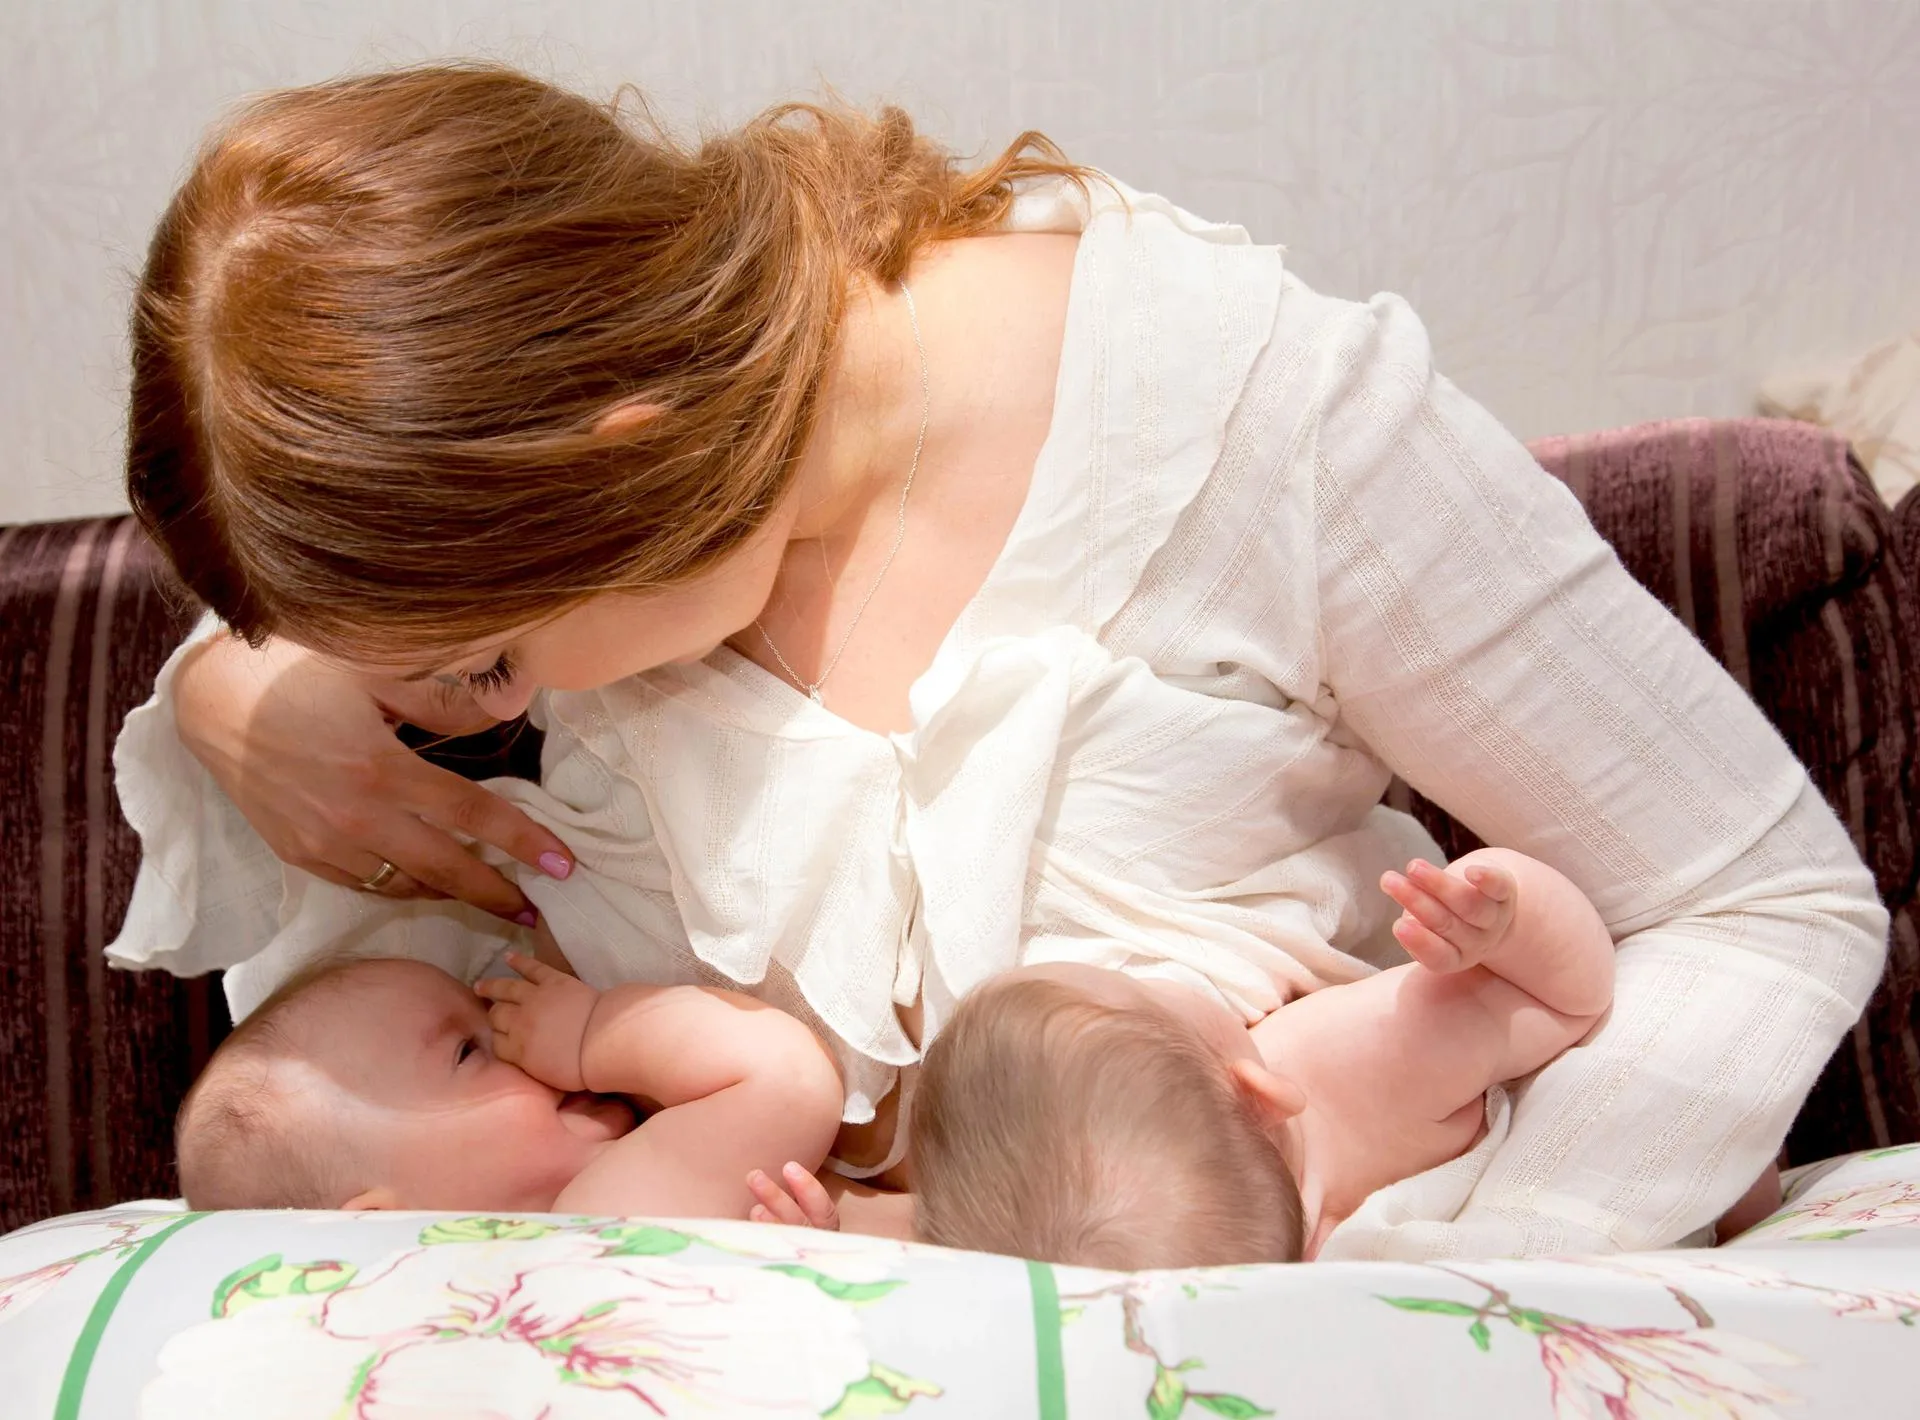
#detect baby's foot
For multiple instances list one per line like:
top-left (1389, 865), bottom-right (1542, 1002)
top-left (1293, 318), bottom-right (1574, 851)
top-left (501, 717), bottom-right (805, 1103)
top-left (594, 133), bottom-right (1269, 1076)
top-left (1380, 858), bottom-right (1517, 973)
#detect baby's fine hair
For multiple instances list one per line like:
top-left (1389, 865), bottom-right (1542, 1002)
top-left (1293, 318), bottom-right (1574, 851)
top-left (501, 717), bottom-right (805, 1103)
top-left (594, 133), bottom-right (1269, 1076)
top-left (912, 973), bottom-right (1303, 1269)
top-left (174, 954), bottom-right (382, 1210)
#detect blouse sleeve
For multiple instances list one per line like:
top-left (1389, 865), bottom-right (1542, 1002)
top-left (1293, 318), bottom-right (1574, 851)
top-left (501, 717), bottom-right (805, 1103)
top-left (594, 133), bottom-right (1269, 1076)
top-left (1291, 286), bottom-right (1887, 1257)
top-left (107, 612), bottom-right (287, 978)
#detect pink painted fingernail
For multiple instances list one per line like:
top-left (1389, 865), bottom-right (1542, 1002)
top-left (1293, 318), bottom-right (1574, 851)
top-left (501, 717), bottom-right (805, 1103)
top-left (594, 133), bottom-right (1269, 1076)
top-left (538, 852), bottom-right (572, 880)
top-left (514, 909), bottom-right (538, 928)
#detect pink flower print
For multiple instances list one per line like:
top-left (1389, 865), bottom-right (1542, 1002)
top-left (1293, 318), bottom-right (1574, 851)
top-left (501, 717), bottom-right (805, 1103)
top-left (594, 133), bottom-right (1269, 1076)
top-left (0, 1218), bottom-right (164, 1324)
top-left (1740, 1180), bottom-right (1920, 1242)
top-left (0, 1259), bottom-right (76, 1321)
top-left (1536, 1322), bottom-right (1802, 1420)
top-left (1602, 1256), bottom-right (1920, 1327)
top-left (147, 1241), bottom-right (874, 1420)
top-left (1382, 1268), bottom-right (1806, 1420)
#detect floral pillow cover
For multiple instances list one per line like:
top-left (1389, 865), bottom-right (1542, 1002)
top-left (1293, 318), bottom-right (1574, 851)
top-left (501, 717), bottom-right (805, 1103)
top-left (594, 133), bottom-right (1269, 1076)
top-left (1, 1144), bottom-right (1916, 1420)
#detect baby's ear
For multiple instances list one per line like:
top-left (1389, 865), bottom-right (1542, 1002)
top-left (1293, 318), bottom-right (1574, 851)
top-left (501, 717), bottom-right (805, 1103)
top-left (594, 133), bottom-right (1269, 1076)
top-left (1229, 1058), bottom-right (1307, 1123)
top-left (341, 1185), bottom-right (403, 1212)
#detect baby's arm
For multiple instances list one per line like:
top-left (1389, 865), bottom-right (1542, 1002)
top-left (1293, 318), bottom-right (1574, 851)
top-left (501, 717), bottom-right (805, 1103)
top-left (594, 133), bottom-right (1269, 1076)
top-left (1308, 848), bottom-right (1614, 1123)
top-left (1383, 847), bottom-right (1615, 1024)
top-left (479, 955), bottom-right (844, 1217)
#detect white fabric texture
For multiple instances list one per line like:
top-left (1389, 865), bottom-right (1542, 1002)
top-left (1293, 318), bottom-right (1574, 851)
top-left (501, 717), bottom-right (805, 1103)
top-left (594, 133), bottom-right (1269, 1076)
top-left (1761, 330), bottom-right (1920, 507)
top-left (108, 176), bottom-right (1887, 1259)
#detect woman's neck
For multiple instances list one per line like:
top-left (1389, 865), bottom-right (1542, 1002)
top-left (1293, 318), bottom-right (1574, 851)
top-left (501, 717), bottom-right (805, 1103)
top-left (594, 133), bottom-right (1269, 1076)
top-left (784, 263), bottom-right (947, 545)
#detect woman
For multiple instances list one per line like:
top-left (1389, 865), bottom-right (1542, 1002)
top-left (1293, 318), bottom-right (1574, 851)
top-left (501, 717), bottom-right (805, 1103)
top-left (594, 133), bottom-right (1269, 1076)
top-left (114, 64), bottom-right (1884, 1260)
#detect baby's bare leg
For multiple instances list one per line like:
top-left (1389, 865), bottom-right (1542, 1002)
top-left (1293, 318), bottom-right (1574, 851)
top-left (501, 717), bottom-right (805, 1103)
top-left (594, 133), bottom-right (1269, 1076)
top-left (1382, 848), bottom-right (1613, 1018)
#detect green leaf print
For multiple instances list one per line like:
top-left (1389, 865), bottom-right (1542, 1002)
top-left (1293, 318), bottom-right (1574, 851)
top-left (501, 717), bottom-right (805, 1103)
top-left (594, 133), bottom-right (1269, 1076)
top-left (1378, 1297), bottom-right (1481, 1317)
top-left (762, 1263), bottom-right (904, 1304)
top-left (1467, 1319), bottom-right (1492, 1352)
top-left (822, 1363), bottom-right (943, 1418)
top-left (211, 1254), bottom-right (357, 1318)
top-left (1507, 1307), bottom-right (1557, 1336)
top-left (1787, 1227), bottom-right (1866, 1242)
top-left (1863, 1144), bottom-right (1920, 1160)
top-left (418, 1218), bottom-right (557, 1246)
top-left (1190, 1395), bottom-right (1273, 1419)
top-left (1146, 1365), bottom-right (1187, 1420)
top-left (595, 1224), bottom-right (693, 1256)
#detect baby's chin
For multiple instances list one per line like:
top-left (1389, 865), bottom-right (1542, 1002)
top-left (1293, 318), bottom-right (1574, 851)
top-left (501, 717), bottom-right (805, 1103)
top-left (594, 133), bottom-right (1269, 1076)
top-left (558, 1091), bottom-right (637, 1141)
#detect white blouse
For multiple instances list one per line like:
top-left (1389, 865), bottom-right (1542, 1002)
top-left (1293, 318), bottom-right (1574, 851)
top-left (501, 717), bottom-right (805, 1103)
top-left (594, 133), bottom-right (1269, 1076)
top-left (110, 177), bottom-right (1887, 1261)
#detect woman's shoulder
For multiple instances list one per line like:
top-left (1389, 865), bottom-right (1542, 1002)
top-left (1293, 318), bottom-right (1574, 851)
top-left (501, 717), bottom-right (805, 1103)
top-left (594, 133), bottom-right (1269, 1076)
top-left (963, 174), bottom-right (1301, 640)
top-left (1006, 170), bottom-right (1281, 256)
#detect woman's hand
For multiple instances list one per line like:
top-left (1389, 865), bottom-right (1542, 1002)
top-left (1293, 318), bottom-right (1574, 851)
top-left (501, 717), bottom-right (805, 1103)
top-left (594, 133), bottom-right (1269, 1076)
top-left (172, 631), bottom-right (572, 920)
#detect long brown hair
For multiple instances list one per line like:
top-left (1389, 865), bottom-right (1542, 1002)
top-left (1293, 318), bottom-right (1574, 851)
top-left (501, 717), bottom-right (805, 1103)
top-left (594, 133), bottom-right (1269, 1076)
top-left (127, 63), bottom-right (1098, 660)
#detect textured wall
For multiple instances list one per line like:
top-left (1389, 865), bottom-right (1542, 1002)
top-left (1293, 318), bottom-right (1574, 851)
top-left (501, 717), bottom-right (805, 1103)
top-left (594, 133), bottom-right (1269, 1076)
top-left (4, 0), bottom-right (1917, 522)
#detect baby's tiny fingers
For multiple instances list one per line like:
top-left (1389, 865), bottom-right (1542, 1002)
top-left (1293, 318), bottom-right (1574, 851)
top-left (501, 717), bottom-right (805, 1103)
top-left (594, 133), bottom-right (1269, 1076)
top-left (1394, 914), bottom-right (1463, 973)
top-left (504, 951), bottom-right (565, 985)
top-left (746, 1170), bottom-right (809, 1227)
top-left (782, 1162), bottom-right (841, 1230)
top-left (1462, 863), bottom-right (1516, 903)
top-left (1383, 873), bottom-right (1457, 936)
top-left (475, 977), bottom-right (530, 1003)
top-left (1406, 859), bottom-right (1501, 929)
top-left (1379, 871), bottom-right (1432, 917)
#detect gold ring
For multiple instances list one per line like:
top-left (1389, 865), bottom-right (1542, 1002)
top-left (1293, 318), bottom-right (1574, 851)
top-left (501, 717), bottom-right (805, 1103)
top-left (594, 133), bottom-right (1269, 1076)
top-left (358, 859), bottom-right (399, 892)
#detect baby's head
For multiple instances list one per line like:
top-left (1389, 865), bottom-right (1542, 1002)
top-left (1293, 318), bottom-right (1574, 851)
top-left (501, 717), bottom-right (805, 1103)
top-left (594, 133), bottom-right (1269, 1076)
top-left (913, 964), bottom-right (1305, 1269)
top-left (176, 956), bottom-right (633, 1211)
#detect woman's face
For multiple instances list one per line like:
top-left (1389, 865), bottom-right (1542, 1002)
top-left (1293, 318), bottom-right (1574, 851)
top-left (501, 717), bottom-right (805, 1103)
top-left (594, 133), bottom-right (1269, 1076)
top-left (345, 501), bottom-right (798, 722)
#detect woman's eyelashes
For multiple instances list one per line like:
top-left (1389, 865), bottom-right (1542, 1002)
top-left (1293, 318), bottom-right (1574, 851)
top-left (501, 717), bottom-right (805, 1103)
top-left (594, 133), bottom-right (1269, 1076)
top-left (464, 652), bottom-right (516, 695)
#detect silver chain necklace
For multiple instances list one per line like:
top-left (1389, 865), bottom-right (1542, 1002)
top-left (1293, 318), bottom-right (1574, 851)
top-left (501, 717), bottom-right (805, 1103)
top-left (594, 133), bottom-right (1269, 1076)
top-left (756, 280), bottom-right (929, 706)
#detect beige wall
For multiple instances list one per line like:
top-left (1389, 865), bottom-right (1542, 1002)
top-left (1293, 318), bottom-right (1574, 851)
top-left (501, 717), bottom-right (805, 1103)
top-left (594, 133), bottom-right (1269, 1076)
top-left (4, 0), bottom-right (1917, 522)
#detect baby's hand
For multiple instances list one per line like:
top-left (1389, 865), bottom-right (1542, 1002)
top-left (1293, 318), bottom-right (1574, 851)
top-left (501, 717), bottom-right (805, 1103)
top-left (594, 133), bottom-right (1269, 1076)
top-left (746, 1162), bottom-right (842, 1232)
top-left (475, 952), bottom-right (599, 1092)
top-left (1380, 858), bottom-right (1517, 974)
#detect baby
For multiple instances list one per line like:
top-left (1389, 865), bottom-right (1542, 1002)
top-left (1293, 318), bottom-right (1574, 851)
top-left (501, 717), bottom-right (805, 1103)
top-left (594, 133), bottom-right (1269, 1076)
top-left (755, 848), bottom-right (1770, 1266)
top-left (175, 951), bottom-right (845, 1217)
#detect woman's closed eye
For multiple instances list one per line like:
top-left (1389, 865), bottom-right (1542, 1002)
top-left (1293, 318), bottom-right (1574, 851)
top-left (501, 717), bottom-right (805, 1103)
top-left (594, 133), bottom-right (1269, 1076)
top-left (432, 651), bottom-right (516, 697)
top-left (464, 652), bottom-right (516, 695)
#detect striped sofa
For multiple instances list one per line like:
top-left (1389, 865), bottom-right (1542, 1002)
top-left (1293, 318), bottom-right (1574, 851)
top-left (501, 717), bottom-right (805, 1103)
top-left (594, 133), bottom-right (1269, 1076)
top-left (2, 418), bottom-right (1916, 1232)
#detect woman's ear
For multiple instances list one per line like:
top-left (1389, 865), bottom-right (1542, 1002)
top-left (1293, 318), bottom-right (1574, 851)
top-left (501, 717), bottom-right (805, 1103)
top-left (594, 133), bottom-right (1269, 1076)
top-left (341, 1186), bottom-right (402, 1212)
top-left (592, 398), bottom-right (666, 437)
top-left (1229, 1057), bottom-right (1307, 1123)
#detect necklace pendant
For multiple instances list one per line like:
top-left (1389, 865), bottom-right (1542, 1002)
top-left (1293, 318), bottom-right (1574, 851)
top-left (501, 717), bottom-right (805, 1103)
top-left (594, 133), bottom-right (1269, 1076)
top-left (808, 686), bottom-right (825, 706)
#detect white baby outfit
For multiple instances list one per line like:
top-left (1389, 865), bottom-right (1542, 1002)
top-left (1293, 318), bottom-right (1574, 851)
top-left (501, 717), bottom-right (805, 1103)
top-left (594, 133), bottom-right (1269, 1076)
top-left (110, 176), bottom-right (1886, 1261)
